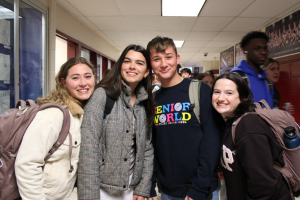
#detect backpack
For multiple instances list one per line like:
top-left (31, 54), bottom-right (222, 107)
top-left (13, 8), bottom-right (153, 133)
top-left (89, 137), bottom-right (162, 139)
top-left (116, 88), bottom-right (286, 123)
top-left (188, 80), bottom-right (202, 124)
top-left (0, 100), bottom-right (71, 200)
top-left (231, 100), bottom-right (300, 199)
top-left (234, 71), bottom-right (273, 94)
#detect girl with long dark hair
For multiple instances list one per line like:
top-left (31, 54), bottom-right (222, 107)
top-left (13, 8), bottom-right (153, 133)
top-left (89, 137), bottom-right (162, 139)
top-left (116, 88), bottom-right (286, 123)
top-left (78, 45), bottom-right (154, 200)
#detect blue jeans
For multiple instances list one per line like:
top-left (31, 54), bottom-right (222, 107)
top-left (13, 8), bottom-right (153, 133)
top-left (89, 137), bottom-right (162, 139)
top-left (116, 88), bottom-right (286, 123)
top-left (161, 192), bottom-right (184, 200)
top-left (161, 189), bottom-right (219, 200)
top-left (212, 189), bottom-right (219, 200)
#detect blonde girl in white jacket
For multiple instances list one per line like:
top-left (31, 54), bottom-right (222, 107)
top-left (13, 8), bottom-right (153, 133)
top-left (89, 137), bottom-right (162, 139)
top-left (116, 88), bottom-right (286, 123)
top-left (15, 57), bottom-right (95, 200)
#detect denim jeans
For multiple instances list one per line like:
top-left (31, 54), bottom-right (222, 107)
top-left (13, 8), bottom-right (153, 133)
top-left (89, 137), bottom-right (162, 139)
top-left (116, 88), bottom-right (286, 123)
top-left (212, 189), bottom-right (219, 200)
top-left (161, 189), bottom-right (218, 200)
top-left (161, 192), bottom-right (184, 200)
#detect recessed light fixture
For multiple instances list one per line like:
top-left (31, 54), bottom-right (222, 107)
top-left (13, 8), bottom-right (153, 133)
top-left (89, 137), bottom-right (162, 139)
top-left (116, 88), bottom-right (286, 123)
top-left (174, 40), bottom-right (184, 48)
top-left (162, 0), bottom-right (206, 17)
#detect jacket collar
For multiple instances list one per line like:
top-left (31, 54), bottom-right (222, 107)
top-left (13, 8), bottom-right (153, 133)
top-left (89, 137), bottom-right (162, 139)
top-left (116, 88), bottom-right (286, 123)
top-left (121, 80), bottom-right (148, 106)
top-left (66, 99), bottom-right (84, 116)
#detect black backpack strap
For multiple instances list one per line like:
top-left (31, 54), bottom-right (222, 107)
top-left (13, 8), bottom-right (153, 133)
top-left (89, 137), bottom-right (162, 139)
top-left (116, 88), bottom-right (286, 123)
top-left (103, 94), bottom-right (116, 119)
top-left (265, 79), bottom-right (273, 94)
top-left (234, 71), bottom-right (250, 88)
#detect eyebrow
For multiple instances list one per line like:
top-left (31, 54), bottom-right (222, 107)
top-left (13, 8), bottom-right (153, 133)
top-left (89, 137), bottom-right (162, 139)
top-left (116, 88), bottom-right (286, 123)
top-left (70, 72), bottom-right (93, 77)
top-left (124, 57), bottom-right (145, 64)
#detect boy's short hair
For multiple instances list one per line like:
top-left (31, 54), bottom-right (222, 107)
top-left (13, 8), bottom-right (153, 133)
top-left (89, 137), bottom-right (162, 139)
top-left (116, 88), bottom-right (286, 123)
top-left (180, 68), bottom-right (191, 75)
top-left (240, 31), bottom-right (269, 49)
top-left (147, 36), bottom-right (177, 56)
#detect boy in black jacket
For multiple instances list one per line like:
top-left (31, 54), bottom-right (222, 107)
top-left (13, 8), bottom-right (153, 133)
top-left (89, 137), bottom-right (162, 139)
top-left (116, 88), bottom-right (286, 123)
top-left (147, 36), bottom-right (220, 200)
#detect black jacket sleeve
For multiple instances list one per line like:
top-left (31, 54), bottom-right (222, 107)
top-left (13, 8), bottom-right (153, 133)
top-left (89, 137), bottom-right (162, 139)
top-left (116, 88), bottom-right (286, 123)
top-left (188, 83), bottom-right (221, 199)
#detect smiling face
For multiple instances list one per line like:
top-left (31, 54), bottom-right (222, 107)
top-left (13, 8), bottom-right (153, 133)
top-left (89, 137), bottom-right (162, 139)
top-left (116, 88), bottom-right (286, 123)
top-left (61, 63), bottom-right (95, 102)
top-left (243, 38), bottom-right (268, 69)
top-left (266, 62), bottom-right (280, 84)
top-left (212, 79), bottom-right (241, 121)
top-left (150, 45), bottom-right (181, 87)
top-left (121, 50), bottom-right (149, 90)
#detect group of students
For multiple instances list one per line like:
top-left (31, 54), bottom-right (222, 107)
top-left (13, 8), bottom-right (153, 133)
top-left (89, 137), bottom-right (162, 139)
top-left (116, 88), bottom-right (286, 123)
top-left (13, 31), bottom-right (295, 200)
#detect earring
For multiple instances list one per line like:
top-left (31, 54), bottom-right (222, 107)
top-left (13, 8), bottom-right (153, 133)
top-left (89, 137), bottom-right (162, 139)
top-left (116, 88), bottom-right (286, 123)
top-left (244, 51), bottom-right (248, 54)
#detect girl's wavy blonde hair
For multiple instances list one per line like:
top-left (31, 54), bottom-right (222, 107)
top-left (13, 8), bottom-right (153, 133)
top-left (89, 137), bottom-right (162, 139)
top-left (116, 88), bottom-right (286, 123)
top-left (37, 57), bottom-right (95, 106)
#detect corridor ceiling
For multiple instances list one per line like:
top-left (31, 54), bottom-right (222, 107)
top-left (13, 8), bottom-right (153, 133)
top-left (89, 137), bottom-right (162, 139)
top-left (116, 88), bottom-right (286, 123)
top-left (57, 0), bottom-right (300, 67)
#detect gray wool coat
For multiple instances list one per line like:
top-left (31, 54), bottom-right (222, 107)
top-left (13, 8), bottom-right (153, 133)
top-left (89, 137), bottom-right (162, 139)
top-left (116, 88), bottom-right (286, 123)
top-left (78, 83), bottom-right (154, 199)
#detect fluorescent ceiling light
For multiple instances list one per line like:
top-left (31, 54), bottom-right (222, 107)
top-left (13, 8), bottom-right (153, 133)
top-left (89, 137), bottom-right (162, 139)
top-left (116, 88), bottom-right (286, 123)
top-left (162, 0), bottom-right (206, 17)
top-left (174, 40), bottom-right (184, 48)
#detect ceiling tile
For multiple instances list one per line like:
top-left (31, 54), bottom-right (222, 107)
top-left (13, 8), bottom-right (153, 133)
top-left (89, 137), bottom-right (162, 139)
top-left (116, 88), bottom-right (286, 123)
top-left (198, 47), bottom-right (222, 53)
top-left (132, 31), bottom-right (161, 40)
top-left (204, 41), bottom-right (232, 48)
top-left (161, 31), bottom-right (190, 40)
top-left (188, 32), bottom-right (219, 40)
top-left (67, 0), bottom-right (121, 16)
top-left (114, 0), bottom-right (161, 16)
top-left (96, 31), bottom-right (111, 41)
top-left (200, 0), bottom-right (254, 17)
top-left (179, 55), bottom-right (193, 62)
top-left (223, 17), bottom-right (271, 32)
top-left (179, 47), bottom-right (201, 53)
top-left (87, 16), bottom-right (129, 31)
top-left (213, 32), bottom-right (247, 41)
top-left (78, 16), bottom-right (99, 30)
top-left (58, 0), bottom-right (83, 17)
top-left (240, 0), bottom-right (299, 18)
top-left (103, 31), bottom-right (135, 40)
top-left (125, 16), bottom-right (161, 30)
top-left (137, 41), bottom-right (149, 48)
top-left (193, 17), bottom-right (234, 31)
top-left (162, 17), bottom-right (197, 31)
top-left (182, 40), bottom-right (209, 48)
top-left (113, 40), bottom-right (137, 47)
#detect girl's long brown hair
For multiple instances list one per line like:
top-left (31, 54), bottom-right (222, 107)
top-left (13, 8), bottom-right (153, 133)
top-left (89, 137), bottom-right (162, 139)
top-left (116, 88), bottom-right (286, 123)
top-left (96, 45), bottom-right (154, 126)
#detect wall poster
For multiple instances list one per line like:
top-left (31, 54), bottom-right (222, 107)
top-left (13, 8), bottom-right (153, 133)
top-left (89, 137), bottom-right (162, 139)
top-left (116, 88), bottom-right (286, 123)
top-left (265, 9), bottom-right (300, 57)
top-left (220, 46), bottom-right (234, 74)
top-left (235, 43), bottom-right (246, 66)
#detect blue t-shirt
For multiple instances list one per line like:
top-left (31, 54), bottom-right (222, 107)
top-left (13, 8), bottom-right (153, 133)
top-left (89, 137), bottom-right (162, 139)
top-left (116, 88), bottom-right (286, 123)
top-left (151, 78), bottom-right (220, 199)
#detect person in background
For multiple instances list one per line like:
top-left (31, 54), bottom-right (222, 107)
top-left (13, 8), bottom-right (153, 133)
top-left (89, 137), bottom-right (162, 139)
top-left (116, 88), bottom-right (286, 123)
top-left (212, 72), bottom-right (291, 200)
top-left (147, 36), bottom-right (220, 200)
top-left (230, 31), bottom-right (274, 108)
top-left (262, 58), bottom-right (294, 113)
top-left (197, 71), bottom-right (215, 88)
top-left (78, 44), bottom-right (154, 200)
top-left (15, 57), bottom-right (96, 200)
top-left (180, 68), bottom-right (192, 79)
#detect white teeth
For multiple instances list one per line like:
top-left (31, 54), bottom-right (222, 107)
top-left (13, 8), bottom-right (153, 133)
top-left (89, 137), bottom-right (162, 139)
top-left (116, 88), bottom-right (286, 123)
top-left (128, 72), bottom-right (137, 75)
top-left (79, 89), bottom-right (88, 92)
top-left (218, 103), bottom-right (227, 106)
